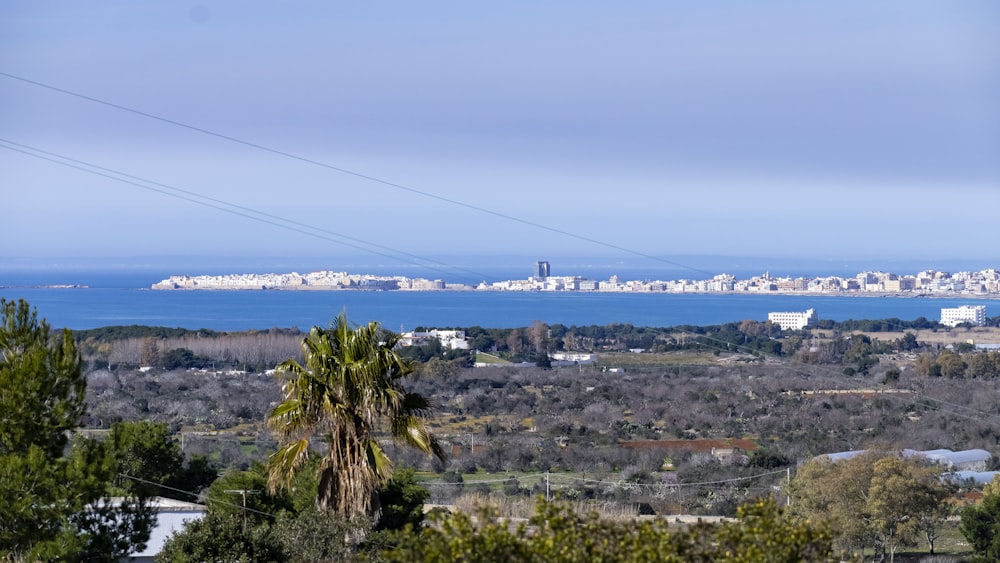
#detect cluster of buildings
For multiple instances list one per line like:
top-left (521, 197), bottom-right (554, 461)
top-left (152, 263), bottom-right (1000, 297)
top-left (400, 307), bottom-right (987, 353)
top-left (481, 267), bottom-right (1000, 295)
top-left (152, 270), bottom-right (448, 291)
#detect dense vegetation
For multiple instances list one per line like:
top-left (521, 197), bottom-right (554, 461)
top-left (381, 497), bottom-right (832, 562)
top-left (788, 451), bottom-right (953, 562)
top-left (266, 315), bottom-right (445, 522)
top-left (71, 315), bottom-right (1000, 372)
top-left (1, 300), bottom-right (164, 560)
top-left (10, 298), bottom-right (1000, 560)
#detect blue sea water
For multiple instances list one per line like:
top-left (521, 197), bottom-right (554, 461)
top-left (0, 269), bottom-right (993, 331)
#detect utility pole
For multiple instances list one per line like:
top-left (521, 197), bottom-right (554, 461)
top-left (224, 489), bottom-right (260, 531)
top-left (545, 471), bottom-right (550, 501)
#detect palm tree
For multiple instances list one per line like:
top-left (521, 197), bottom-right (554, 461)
top-left (266, 313), bottom-right (444, 521)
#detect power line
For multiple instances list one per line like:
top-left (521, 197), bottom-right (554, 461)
top-left (9, 66), bottom-right (998, 468)
top-left (0, 138), bottom-right (490, 282)
top-left (421, 476), bottom-right (519, 486)
top-left (419, 468), bottom-right (788, 489)
top-left (225, 488), bottom-right (262, 530)
top-left (3, 73), bottom-right (993, 313)
top-left (0, 138), bottom-right (491, 284)
top-left (0, 70), bottom-right (714, 278)
top-left (552, 468), bottom-right (788, 489)
top-left (117, 472), bottom-right (278, 519)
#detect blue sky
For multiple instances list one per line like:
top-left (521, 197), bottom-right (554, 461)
top-left (3, 1), bottom-right (999, 272)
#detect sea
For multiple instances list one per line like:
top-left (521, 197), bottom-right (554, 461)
top-left (0, 264), bottom-right (995, 332)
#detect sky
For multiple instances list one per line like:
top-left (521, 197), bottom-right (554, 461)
top-left (2, 1), bottom-right (999, 275)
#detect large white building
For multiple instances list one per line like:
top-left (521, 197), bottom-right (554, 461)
top-left (400, 329), bottom-right (470, 350)
top-left (767, 308), bottom-right (818, 330)
top-left (940, 305), bottom-right (987, 327)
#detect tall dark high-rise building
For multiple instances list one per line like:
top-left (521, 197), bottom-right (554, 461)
top-left (535, 261), bottom-right (550, 279)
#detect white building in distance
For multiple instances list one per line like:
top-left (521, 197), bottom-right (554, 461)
top-left (767, 308), bottom-right (818, 330)
top-left (400, 329), bottom-right (470, 350)
top-left (940, 305), bottom-right (987, 327)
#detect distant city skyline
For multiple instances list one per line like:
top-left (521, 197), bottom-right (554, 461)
top-left (3, 2), bottom-right (998, 266)
top-left (148, 263), bottom-right (1000, 297)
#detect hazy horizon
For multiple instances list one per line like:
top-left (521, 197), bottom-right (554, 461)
top-left (2, 253), bottom-right (997, 281)
top-left (4, 2), bottom-right (999, 265)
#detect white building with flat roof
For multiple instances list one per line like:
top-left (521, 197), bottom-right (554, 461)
top-left (400, 329), bottom-right (469, 350)
top-left (940, 305), bottom-right (987, 327)
top-left (767, 308), bottom-right (817, 330)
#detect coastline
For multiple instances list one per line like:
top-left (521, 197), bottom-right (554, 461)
top-left (148, 266), bottom-right (1000, 298)
top-left (5, 286), bottom-right (994, 332)
top-left (15, 281), bottom-right (1000, 301)
top-left (144, 286), bottom-right (1000, 299)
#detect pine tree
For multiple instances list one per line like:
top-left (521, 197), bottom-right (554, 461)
top-left (0, 299), bottom-right (154, 560)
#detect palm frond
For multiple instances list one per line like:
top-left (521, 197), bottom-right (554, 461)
top-left (275, 357), bottom-right (305, 376)
top-left (266, 438), bottom-right (311, 493)
top-left (401, 391), bottom-right (434, 415)
top-left (392, 415), bottom-right (446, 461)
top-left (266, 312), bottom-right (443, 519)
top-left (366, 439), bottom-right (395, 483)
